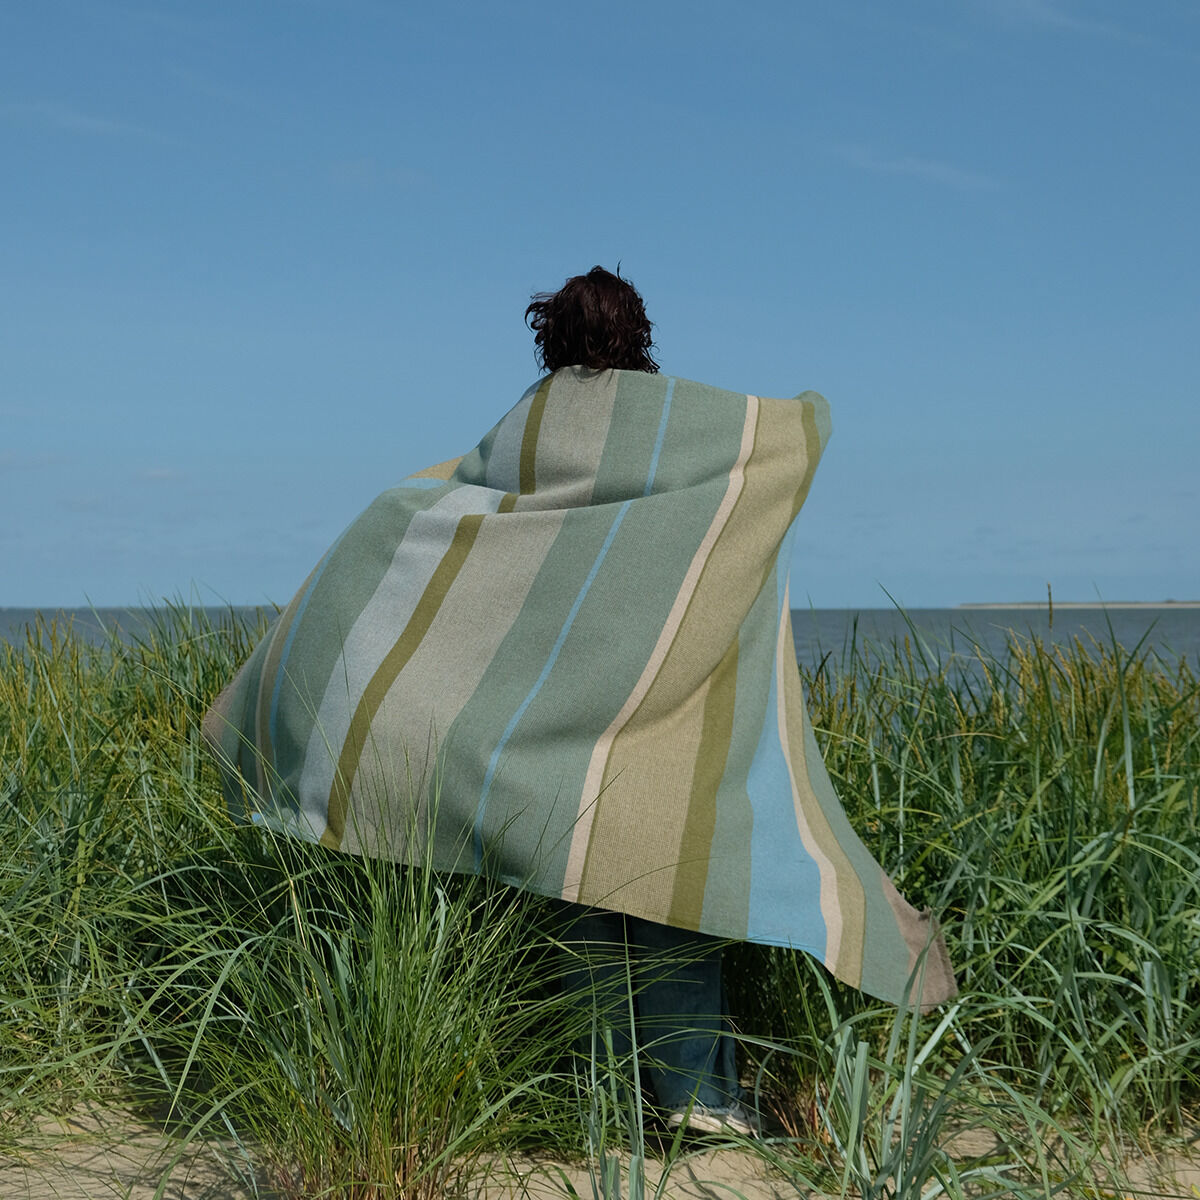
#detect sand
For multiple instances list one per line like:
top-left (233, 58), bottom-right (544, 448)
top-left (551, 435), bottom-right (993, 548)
top-left (2, 1106), bottom-right (1197, 1200)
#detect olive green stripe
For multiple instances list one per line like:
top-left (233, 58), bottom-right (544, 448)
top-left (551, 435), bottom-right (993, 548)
top-left (323, 513), bottom-right (485, 847)
top-left (518, 378), bottom-right (552, 495)
top-left (746, 396), bottom-right (825, 603)
top-left (497, 491), bottom-right (518, 514)
top-left (666, 636), bottom-right (739, 926)
top-left (792, 399), bottom-right (823, 522)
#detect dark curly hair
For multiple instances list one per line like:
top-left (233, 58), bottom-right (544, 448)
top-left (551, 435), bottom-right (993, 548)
top-left (525, 266), bottom-right (660, 374)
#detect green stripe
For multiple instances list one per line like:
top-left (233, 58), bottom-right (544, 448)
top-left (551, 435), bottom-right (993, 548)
top-left (587, 372), bottom-right (667, 503)
top-left (323, 512), bottom-right (485, 847)
top-left (251, 566), bottom-right (314, 795)
top-left (518, 378), bottom-right (552, 494)
top-left (209, 640), bottom-right (267, 815)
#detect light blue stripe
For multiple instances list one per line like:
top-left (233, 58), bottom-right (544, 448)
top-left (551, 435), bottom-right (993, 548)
top-left (744, 559), bottom-right (826, 952)
top-left (473, 498), bottom-right (634, 868)
top-left (644, 376), bottom-right (676, 495)
top-left (401, 477), bottom-right (450, 490)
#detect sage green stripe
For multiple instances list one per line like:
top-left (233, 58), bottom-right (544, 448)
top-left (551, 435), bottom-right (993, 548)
top-left (323, 512), bottom-right (484, 848)
top-left (666, 636), bottom-right (738, 927)
top-left (518, 377), bottom-right (552, 495)
top-left (590, 372), bottom-right (739, 504)
top-left (251, 568), bottom-right (312, 796)
top-left (205, 638), bottom-right (267, 816)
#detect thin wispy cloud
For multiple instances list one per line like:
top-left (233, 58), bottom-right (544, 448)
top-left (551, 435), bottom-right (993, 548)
top-left (836, 144), bottom-right (999, 191)
top-left (988, 0), bottom-right (1134, 39)
top-left (979, 0), bottom-right (1195, 58)
top-left (0, 101), bottom-right (173, 143)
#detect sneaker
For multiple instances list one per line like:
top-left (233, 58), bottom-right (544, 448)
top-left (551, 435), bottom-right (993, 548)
top-left (665, 1103), bottom-right (761, 1138)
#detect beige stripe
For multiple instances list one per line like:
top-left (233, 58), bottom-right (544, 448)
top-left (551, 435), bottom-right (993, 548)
top-left (561, 395), bottom-right (761, 899)
top-left (574, 678), bottom-right (711, 914)
top-left (410, 455), bottom-right (464, 480)
top-left (775, 580), bottom-right (843, 968)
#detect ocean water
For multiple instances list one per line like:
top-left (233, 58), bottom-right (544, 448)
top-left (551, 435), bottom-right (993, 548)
top-left (2, 604), bottom-right (1198, 669)
top-left (789, 605), bottom-right (1200, 670)
top-left (0, 606), bottom-right (276, 651)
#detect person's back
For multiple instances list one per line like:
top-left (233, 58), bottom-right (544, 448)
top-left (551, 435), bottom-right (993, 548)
top-left (203, 261), bottom-right (955, 1137)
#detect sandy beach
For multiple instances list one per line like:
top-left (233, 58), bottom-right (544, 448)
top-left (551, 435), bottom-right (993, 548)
top-left (4, 1106), bottom-right (1198, 1200)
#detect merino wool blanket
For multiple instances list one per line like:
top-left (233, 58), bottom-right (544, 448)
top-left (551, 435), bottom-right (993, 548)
top-left (204, 366), bottom-right (956, 1008)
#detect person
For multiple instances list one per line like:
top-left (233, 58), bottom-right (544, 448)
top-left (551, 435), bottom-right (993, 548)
top-left (204, 264), bottom-right (956, 1138)
top-left (527, 267), bottom-right (751, 1134)
top-left (524, 264), bottom-right (660, 375)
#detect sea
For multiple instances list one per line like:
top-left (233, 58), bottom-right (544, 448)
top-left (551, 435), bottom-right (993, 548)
top-left (2, 604), bottom-right (1198, 671)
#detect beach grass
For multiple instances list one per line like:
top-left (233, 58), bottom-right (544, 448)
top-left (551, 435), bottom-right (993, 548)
top-left (1, 603), bottom-right (1196, 1196)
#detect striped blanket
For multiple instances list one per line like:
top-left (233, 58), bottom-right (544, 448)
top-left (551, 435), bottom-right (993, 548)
top-left (204, 367), bottom-right (955, 1008)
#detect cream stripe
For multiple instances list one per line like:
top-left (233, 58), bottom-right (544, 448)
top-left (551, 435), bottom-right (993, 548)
top-left (561, 395), bottom-right (761, 899)
top-left (775, 579), bottom-right (843, 967)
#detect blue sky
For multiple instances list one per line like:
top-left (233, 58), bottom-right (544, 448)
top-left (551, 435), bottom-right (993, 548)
top-left (2, 0), bottom-right (1196, 608)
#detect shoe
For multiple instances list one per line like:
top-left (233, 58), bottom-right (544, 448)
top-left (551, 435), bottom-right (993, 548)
top-left (665, 1103), bottom-right (761, 1138)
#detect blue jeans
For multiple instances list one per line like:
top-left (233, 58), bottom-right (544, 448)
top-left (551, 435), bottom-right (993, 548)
top-left (552, 904), bottom-right (739, 1111)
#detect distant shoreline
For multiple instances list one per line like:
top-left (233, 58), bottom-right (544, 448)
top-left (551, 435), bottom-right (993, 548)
top-left (958, 601), bottom-right (1200, 610)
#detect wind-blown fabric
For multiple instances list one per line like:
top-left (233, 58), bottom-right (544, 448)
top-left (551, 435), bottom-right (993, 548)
top-left (204, 367), bottom-right (956, 1007)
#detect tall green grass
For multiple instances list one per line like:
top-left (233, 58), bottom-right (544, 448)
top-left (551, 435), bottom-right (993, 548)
top-left (0, 607), bottom-right (267, 1110)
top-left (1, 604), bottom-right (1196, 1196)
top-left (733, 625), bottom-right (1199, 1140)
